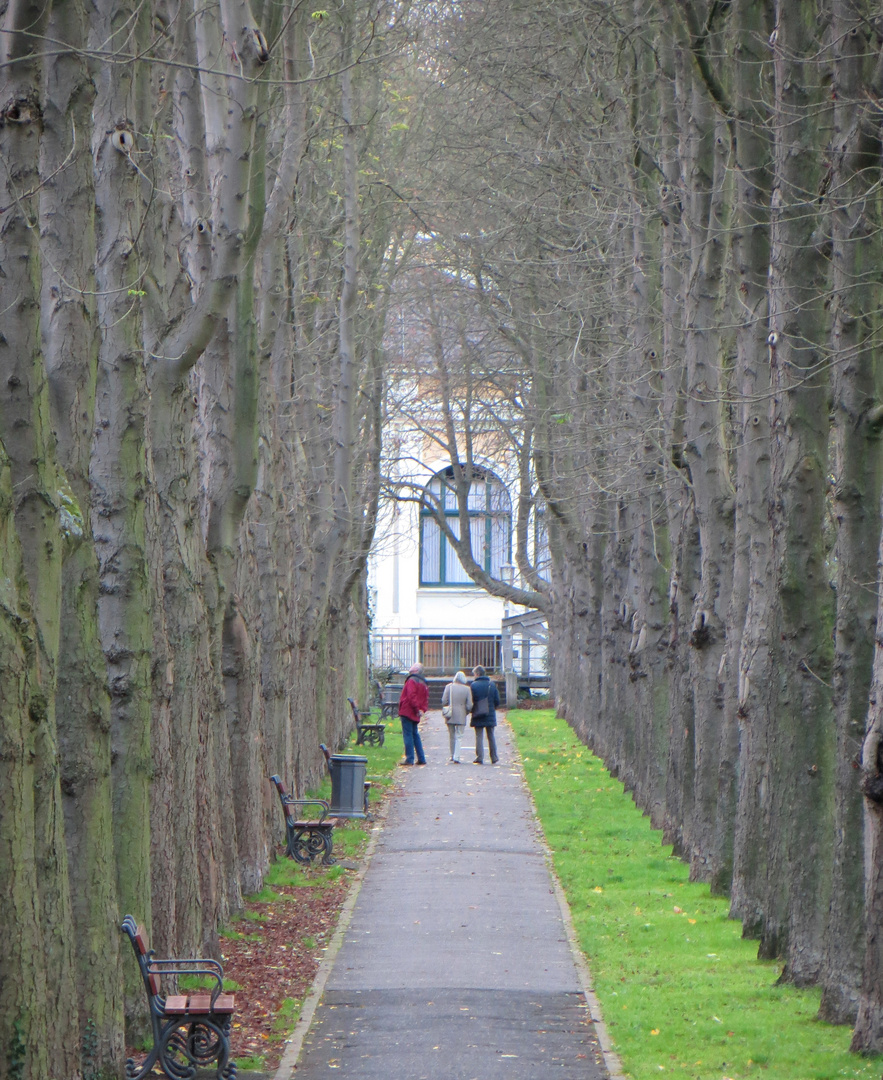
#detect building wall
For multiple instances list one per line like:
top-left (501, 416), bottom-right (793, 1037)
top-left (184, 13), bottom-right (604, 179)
top-left (368, 456), bottom-right (521, 638)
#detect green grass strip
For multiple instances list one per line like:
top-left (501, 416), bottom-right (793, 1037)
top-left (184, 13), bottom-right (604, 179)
top-left (509, 708), bottom-right (882, 1080)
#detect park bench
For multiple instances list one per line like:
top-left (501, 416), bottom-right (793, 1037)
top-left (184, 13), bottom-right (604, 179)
top-left (120, 915), bottom-right (237, 1080)
top-left (269, 774), bottom-right (337, 865)
top-left (348, 696), bottom-right (386, 746)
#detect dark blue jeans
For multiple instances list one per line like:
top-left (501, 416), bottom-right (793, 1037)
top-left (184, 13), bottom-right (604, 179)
top-left (400, 717), bottom-right (425, 764)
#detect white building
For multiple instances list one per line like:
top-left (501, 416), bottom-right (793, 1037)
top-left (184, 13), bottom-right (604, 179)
top-left (368, 458), bottom-right (521, 680)
top-left (368, 266), bottom-right (549, 692)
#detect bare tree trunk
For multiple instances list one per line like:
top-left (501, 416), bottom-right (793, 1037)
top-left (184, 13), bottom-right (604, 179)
top-left (818, 0), bottom-right (883, 1023)
top-left (853, 477), bottom-right (883, 1049)
top-left (760, 0), bottom-right (833, 981)
top-left (88, 0), bottom-right (160, 1012)
top-left (0, 5), bottom-right (80, 1072)
top-left (41, 0), bottom-right (124, 1064)
top-left (608, 2), bottom-right (673, 822)
top-left (725, 0), bottom-right (774, 926)
top-left (0, 448), bottom-right (54, 1080)
top-left (677, 62), bottom-right (734, 880)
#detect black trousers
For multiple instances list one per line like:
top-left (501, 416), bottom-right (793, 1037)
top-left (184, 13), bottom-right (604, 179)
top-left (474, 726), bottom-right (498, 763)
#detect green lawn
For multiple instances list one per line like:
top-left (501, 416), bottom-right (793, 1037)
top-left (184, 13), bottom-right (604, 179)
top-left (508, 708), bottom-right (882, 1080)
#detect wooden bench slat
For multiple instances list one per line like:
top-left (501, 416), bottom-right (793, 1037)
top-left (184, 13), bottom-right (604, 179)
top-left (185, 993), bottom-right (236, 1014)
top-left (164, 992), bottom-right (236, 1015)
top-left (190, 993), bottom-right (235, 1013)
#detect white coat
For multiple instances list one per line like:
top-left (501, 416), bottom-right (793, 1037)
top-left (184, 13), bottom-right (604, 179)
top-left (441, 681), bottom-right (473, 725)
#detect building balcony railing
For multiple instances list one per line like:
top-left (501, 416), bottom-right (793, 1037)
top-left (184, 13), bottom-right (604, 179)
top-left (370, 632), bottom-right (548, 683)
top-left (370, 634), bottom-right (501, 677)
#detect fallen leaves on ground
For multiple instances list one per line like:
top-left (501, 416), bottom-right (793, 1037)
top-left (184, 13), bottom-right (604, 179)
top-left (125, 866), bottom-right (352, 1073)
top-left (222, 875), bottom-right (350, 1067)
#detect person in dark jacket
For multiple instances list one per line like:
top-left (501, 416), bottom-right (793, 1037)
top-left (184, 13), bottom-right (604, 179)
top-left (398, 662), bottom-right (429, 765)
top-left (469, 665), bottom-right (500, 764)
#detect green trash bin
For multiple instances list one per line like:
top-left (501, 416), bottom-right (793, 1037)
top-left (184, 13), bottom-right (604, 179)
top-left (328, 753), bottom-right (368, 818)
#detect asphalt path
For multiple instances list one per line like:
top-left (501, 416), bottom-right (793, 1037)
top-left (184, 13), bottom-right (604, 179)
top-left (276, 711), bottom-right (617, 1080)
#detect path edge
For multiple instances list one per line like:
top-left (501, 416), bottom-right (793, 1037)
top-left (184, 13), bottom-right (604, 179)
top-left (504, 713), bottom-right (627, 1080)
top-left (272, 782), bottom-right (394, 1080)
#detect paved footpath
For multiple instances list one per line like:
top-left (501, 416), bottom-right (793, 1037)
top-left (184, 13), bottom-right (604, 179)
top-left (277, 712), bottom-right (617, 1080)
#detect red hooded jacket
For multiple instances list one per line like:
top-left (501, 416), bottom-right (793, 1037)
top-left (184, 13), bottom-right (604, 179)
top-left (398, 674), bottom-right (429, 723)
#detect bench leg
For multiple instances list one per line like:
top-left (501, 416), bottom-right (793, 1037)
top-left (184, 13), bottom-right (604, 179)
top-left (125, 1043), bottom-right (162, 1080)
top-left (290, 825), bottom-right (336, 866)
top-left (321, 828), bottom-right (336, 866)
top-left (157, 1015), bottom-right (236, 1080)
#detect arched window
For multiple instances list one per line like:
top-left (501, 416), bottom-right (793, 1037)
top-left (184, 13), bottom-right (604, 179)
top-left (420, 467), bottom-right (511, 586)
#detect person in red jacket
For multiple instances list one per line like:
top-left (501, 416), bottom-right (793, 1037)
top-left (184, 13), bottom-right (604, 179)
top-left (398, 662), bottom-right (429, 765)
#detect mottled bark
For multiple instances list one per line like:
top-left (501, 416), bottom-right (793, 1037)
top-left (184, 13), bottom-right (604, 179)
top-left (820, 0), bottom-right (883, 1024)
top-left (89, 0), bottom-right (157, 1010)
top-left (677, 69), bottom-right (734, 880)
top-left (761, 0), bottom-right (834, 982)
top-left (41, 0), bottom-right (124, 1063)
top-left (0, 6), bottom-right (80, 1072)
top-left (724, 0), bottom-right (774, 921)
top-left (853, 485), bottom-right (883, 1050)
top-left (0, 447), bottom-right (52, 1080)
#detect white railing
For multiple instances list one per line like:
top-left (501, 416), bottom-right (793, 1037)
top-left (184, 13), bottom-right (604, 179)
top-left (371, 630), bottom-right (548, 682)
top-left (370, 634), bottom-right (502, 676)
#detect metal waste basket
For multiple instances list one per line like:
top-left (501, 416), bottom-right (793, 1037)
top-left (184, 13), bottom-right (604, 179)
top-left (328, 753), bottom-right (368, 818)
top-left (381, 684), bottom-right (403, 719)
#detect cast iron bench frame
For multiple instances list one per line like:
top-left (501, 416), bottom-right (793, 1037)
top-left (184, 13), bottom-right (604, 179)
top-left (120, 915), bottom-right (236, 1080)
top-left (348, 696), bottom-right (386, 746)
top-left (269, 774), bottom-right (337, 865)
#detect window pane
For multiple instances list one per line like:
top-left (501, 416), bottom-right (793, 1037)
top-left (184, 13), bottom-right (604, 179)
top-left (446, 516), bottom-right (470, 583)
top-left (422, 517), bottom-right (440, 583)
top-left (467, 479), bottom-right (485, 512)
top-left (488, 481), bottom-right (511, 513)
top-left (469, 515), bottom-right (486, 571)
top-left (490, 516), bottom-right (509, 576)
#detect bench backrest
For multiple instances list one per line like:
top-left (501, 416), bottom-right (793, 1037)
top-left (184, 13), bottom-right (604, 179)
top-left (121, 915), bottom-right (161, 999)
top-left (269, 774), bottom-right (296, 822)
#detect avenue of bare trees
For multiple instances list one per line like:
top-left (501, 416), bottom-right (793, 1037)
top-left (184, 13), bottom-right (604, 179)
top-left (0, 0), bottom-right (408, 1074)
top-left (385, 0), bottom-right (883, 1059)
top-left (7, 0), bottom-right (883, 1075)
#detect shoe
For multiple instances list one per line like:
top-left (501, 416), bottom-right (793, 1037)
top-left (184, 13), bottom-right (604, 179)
top-left (473, 758), bottom-right (483, 764)
top-left (416, 760), bottom-right (427, 766)
top-left (452, 759), bottom-right (460, 764)
top-left (400, 760), bottom-right (414, 766)
top-left (491, 758), bottom-right (499, 765)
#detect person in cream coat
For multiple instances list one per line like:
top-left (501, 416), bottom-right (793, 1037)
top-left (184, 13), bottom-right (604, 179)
top-left (441, 670), bottom-right (473, 763)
